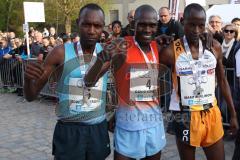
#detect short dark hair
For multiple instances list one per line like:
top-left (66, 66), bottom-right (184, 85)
top-left (183, 3), bottom-right (206, 20)
top-left (134, 5), bottom-right (157, 21)
top-left (231, 17), bottom-right (240, 23)
top-left (79, 3), bottom-right (105, 17)
top-left (71, 32), bottom-right (79, 40)
top-left (159, 7), bottom-right (169, 11)
top-left (111, 20), bottom-right (122, 29)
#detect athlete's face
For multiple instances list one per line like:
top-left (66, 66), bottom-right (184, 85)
top-left (135, 11), bottom-right (158, 46)
top-left (184, 9), bottom-right (206, 44)
top-left (77, 9), bottom-right (104, 47)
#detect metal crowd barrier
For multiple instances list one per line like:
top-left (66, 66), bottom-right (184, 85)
top-left (0, 59), bottom-right (23, 89)
top-left (0, 58), bottom-right (239, 126)
top-left (22, 58), bottom-right (58, 98)
top-left (216, 68), bottom-right (239, 126)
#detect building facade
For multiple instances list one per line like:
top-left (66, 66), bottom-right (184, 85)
top-left (105, 0), bottom-right (229, 26)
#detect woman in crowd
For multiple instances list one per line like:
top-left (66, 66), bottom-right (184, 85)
top-left (109, 20), bottom-right (122, 41)
top-left (49, 36), bottom-right (56, 47)
top-left (233, 29), bottom-right (240, 160)
top-left (221, 23), bottom-right (240, 115)
top-left (222, 24), bottom-right (240, 80)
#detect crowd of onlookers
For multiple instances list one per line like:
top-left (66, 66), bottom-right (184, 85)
top-left (0, 7), bottom-right (240, 100)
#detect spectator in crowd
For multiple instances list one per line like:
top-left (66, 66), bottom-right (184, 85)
top-left (14, 38), bottom-right (22, 49)
top-left (31, 32), bottom-right (43, 58)
top-left (61, 33), bottom-right (72, 44)
top-left (49, 36), bottom-right (56, 47)
top-left (232, 17), bottom-right (240, 41)
top-left (38, 37), bottom-right (53, 61)
top-left (121, 10), bottom-right (135, 37)
top-left (107, 23), bottom-right (112, 34)
top-left (0, 37), bottom-right (12, 61)
top-left (109, 20), bottom-right (122, 41)
top-left (233, 25), bottom-right (240, 160)
top-left (1, 32), bottom-right (8, 38)
top-left (7, 32), bottom-right (16, 46)
top-left (156, 7), bottom-right (183, 112)
top-left (221, 23), bottom-right (240, 126)
top-left (49, 27), bottom-right (57, 38)
top-left (208, 15), bottom-right (224, 43)
top-left (157, 7), bottom-right (184, 40)
top-left (222, 24), bottom-right (240, 83)
top-left (71, 32), bottom-right (80, 43)
top-left (18, 38), bottom-right (33, 60)
top-left (29, 27), bottom-right (35, 32)
top-left (100, 30), bottom-right (109, 43)
top-left (8, 32), bottom-right (15, 40)
top-left (0, 37), bottom-right (13, 88)
top-left (42, 27), bottom-right (49, 37)
top-left (9, 38), bottom-right (25, 96)
top-left (55, 38), bottom-right (63, 46)
top-left (29, 29), bottom-right (35, 39)
top-left (9, 38), bottom-right (17, 49)
top-left (10, 38), bottom-right (25, 58)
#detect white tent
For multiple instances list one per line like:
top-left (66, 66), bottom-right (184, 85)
top-left (206, 4), bottom-right (240, 23)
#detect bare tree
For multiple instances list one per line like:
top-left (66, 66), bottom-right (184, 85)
top-left (56, 0), bottom-right (106, 33)
top-left (6, 0), bottom-right (13, 32)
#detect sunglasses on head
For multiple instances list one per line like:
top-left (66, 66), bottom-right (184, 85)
top-left (224, 29), bottom-right (234, 34)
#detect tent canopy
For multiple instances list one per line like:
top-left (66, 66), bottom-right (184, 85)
top-left (206, 4), bottom-right (240, 23)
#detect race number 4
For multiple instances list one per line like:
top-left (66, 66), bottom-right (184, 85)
top-left (146, 79), bottom-right (151, 89)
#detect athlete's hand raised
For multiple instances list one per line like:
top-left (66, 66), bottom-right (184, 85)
top-left (24, 59), bottom-right (45, 80)
top-left (98, 37), bottom-right (130, 70)
top-left (155, 34), bottom-right (174, 48)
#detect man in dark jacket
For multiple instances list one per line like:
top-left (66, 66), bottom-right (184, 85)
top-left (121, 10), bottom-right (135, 37)
top-left (157, 7), bottom-right (184, 40)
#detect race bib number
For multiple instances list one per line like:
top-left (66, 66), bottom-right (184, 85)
top-left (180, 74), bottom-right (215, 106)
top-left (68, 77), bottom-right (103, 113)
top-left (130, 68), bottom-right (158, 101)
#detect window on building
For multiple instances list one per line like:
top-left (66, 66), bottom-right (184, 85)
top-left (109, 10), bottom-right (119, 23)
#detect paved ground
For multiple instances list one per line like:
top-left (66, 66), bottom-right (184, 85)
top-left (0, 93), bottom-right (235, 160)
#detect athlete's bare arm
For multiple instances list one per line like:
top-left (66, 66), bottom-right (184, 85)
top-left (158, 43), bottom-right (175, 67)
top-left (84, 38), bottom-right (127, 87)
top-left (24, 45), bottom-right (64, 101)
top-left (212, 39), bottom-right (239, 133)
